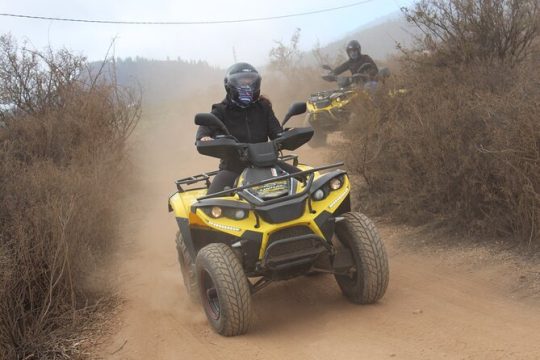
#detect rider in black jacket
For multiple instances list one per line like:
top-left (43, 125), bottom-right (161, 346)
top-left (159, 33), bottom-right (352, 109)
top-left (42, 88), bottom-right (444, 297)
top-left (196, 62), bottom-right (296, 194)
top-left (331, 40), bottom-right (378, 79)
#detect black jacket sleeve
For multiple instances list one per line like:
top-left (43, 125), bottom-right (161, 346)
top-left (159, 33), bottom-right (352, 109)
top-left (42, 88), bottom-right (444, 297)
top-left (332, 60), bottom-right (351, 76)
top-left (264, 101), bottom-right (283, 140)
top-left (362, 55), bottom-right (379, 77)
top-left (194, 103), bottom-right (224, 141)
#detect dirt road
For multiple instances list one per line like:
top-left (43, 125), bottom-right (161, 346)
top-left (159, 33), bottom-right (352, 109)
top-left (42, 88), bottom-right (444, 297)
top-left (101, 112), bottom-right (540, 360)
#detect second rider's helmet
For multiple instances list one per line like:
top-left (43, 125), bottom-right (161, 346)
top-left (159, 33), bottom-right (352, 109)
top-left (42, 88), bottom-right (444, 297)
top-left (224, 62), bottom-right (261, 108)
top-left (346, 40), bottom-right (362, 61)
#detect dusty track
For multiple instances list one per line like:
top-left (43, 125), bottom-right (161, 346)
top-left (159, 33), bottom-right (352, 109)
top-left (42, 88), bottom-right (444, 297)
top-left (101, 112), bottom-right (540, 359)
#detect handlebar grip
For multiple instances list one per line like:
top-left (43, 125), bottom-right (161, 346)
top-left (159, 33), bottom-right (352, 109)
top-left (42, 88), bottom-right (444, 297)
top-left (322, 75), bottom-right (336, 82)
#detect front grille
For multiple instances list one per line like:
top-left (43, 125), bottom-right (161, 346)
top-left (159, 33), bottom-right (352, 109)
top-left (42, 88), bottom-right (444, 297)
top-left (263, 226), bottom-right (327, 273)
top-left (266, 226), bottom-right (318, 258)
top-left (268, 226), bottom-right (312, 243)
top-left (267, 238), bottom-right (315, 258)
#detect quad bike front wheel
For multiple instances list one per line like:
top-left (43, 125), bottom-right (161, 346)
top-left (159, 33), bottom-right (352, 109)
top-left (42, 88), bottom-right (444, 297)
top-left (334, 212), bottom-right (389, 304)
top-left (175, 232), bottom-right (199, 303)
top-left (196, 243), bottom-right (252, 336)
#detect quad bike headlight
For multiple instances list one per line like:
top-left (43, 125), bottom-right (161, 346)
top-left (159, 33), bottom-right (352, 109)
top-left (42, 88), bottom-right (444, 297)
top-left (312, 189), bottom-right (326, 201)
top-left (329, 177), bottom-right (343, 191)
top-left (210, 206), bottom-right (222, 218)
top-left (233, 209), bottom-right (247, 220)
top-left (312, 176), bottom-right (345, 201)
top-left (203, 206), bottom-right (249, 220)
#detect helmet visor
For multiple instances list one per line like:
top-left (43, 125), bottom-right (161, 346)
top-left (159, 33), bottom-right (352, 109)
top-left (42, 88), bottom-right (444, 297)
top-left (228, 72), bottom-right (260, 106)
top-left (227, 72), bottom-right (260, 88)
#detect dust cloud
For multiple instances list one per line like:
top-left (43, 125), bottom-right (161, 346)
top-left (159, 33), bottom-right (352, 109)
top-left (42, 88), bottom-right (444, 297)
top-left (99, 88), bottom-right (540, 359)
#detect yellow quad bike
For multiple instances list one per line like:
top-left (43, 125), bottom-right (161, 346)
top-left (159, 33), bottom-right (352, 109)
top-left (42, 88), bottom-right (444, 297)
top-left (168, 102), bottom-right (389, 336)
top-left (306, 64), bottom-right (388, 147)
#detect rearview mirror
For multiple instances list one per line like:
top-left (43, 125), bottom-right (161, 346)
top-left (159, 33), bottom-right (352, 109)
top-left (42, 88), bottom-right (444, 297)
top-left (194, 113), bottom-right (230, 135)
top-left (322, 74), bottom-right (337, 82)
top-left (282, 102), bottom-right (307, 126)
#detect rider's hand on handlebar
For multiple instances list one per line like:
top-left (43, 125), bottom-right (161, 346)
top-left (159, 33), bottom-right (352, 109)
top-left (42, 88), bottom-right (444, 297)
top-left (322, 74), bottom-right (336, 82)
top-left (200, 136), bottom-right (213, 141)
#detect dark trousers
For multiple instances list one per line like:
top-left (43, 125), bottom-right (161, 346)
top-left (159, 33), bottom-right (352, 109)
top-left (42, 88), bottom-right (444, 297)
top-left (207, 162), bottom-right (300, 194)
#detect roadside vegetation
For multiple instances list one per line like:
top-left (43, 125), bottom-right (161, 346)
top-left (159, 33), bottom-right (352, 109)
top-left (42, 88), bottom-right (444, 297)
top-left (339, 0), bottom-right (540, 247)
top-left (0, 35), bottom-right (139, 358)
top-left (265, 28), bottom-right (330, 116)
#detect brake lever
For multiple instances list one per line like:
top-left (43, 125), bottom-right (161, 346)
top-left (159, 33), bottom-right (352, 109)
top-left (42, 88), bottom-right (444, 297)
top-left (276, 128), bottom-right (292, 138)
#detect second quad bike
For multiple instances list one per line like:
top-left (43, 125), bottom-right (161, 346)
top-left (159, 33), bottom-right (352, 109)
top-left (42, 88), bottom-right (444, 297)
top-left (306, 64), bottom-right (389, 147)
top-left (168, 102), bottom-right (389, 336)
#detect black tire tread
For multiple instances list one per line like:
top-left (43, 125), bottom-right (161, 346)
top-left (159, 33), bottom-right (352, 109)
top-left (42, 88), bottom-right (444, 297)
top-left (196, 243), bottom-right (251, 336)
top-left (335, 212), bottom-right (389, 304)
top-left (175, 232), bottom-right (199, 302)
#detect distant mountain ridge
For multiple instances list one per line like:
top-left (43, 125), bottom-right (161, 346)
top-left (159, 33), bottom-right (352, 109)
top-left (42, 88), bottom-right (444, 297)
top-left (108, 57), bottom-right (222, 105)
top-left (106, 13), bottom-right (416, 105)
top-left (314, 12), bottom-right (417, 65)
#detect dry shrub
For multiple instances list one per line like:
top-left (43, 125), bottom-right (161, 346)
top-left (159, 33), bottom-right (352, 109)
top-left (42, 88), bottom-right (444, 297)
top-left (403, 0), bottom-right (540, 66)
top-left (341, 0), bottom-right (540, 247)
top-left (0, 35), bottom-right (139, 358)
top-left (264, 67), bottom-right (328, 119)
top-left (265, 29), bottom-right (332, 117)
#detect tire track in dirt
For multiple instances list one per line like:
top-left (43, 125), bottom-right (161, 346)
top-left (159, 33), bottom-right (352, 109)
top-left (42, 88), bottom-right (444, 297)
top-left (99, 112), bottom-right (540, 360)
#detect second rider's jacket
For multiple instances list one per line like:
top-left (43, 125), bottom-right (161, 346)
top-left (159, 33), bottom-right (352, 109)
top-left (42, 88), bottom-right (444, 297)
top-left (332, 55), bottom-right (379, 78)
top-left (196, 96), bottom-right (283, 172)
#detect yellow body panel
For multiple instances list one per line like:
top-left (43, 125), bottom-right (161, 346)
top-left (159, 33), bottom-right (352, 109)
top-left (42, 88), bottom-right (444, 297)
top-left (169, 168), bottom-right (350, 261)
top-left (307, 87), bottom-right (407, 114)
top-left (307, 91), bottom-right (359, 114)
top-left (257, 182), bottom-right (350, 259)
top-left (169, 189), bottom-right (206, 218)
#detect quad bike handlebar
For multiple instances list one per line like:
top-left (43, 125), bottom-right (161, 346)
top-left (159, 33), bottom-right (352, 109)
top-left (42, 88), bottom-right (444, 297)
top-left (194, 101), bottom-right (306, 130)
top-left (195, 127), bottom-right (314, 166)
top-left (194, 102), bottom-right (313, 166)
top-left (321, 63), bottom-right (377, 88)
top-left (322, 72), bottom-right (371, 87)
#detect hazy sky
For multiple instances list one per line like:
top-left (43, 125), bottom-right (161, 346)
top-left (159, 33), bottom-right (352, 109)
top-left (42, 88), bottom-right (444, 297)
top-left (1, 0), bottom-right (415, 66)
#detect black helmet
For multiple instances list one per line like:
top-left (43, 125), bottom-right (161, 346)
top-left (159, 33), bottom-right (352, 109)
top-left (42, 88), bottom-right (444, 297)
top-left (346, 40), bottom-right (362, 60)
top-left (224, 62), bottom-right (261, 108)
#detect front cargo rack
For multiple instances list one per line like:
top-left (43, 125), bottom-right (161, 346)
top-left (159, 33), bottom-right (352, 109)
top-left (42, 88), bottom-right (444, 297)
top-left (175, 171), bottom-right (219, 192)
top-left (197, 162), bottom-right (344, 206)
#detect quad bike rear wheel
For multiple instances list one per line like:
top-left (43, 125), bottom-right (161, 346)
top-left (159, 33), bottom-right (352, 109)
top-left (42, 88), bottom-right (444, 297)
top-left (334, 212), bottom-right (389, 304)
top-left (196, 243), bottom-right (252, 336)
top-left (175, 232), bottom-right (199, 302)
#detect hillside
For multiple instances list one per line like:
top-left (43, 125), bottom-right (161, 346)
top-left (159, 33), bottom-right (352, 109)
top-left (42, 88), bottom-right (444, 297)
top-left (321, 13), bottom-right (416, 62)
top-left (111, 57), bottom-right (223, 106)
top-left (107, 13), bottom-right (415, 108)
